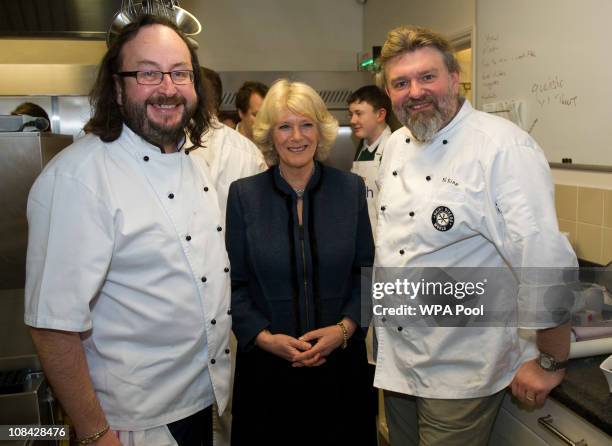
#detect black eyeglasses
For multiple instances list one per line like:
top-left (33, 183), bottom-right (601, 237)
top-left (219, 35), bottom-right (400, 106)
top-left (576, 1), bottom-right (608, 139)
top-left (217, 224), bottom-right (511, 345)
top-left (117, 70), bottom-right (194, 85)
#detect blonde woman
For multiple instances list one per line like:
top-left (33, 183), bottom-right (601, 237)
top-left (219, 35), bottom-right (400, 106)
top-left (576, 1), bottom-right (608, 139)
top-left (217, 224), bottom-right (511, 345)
top-left (225, 80), bottom-right (376, 445)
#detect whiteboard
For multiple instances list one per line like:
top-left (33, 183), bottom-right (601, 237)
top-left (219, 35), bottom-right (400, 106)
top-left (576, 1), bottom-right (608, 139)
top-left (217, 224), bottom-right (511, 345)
top-left (475, 0), bottom-right (612, 167)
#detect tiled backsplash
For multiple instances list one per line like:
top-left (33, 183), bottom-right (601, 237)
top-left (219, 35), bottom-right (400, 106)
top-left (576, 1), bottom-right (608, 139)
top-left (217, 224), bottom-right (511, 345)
top-left (555, 184), bottom-right (612, 265)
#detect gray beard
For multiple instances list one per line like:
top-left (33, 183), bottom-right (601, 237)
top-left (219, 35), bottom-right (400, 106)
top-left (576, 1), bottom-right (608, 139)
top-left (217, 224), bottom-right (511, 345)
top-left (121, 92), bottom-right (193, 149)
top-left (395, 89), bottom-right (459, 143)
top-left (402, 108), bottom-right (445, 143)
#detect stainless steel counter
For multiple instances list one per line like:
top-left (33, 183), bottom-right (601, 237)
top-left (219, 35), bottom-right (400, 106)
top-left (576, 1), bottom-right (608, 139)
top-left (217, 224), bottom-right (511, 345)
top-left (0, 133), bottom-right (72, 290)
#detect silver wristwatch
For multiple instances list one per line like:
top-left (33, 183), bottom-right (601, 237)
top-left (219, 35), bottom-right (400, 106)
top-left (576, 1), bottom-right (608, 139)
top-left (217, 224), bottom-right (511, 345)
top-left (538, 352), bottom-right (568, 371)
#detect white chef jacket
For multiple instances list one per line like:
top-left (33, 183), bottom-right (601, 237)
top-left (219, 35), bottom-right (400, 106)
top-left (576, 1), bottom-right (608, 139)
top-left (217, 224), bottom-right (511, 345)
top-left (187, 119), bottom-right (266, 221)
top-left (187, 119), bottom-right (265, 446)
top-left (352, 125), bottom-right (392, 239)
top-left (374, 100), bottom-right (577, 398)
top-left (25, 125), bottom-right (232, 432)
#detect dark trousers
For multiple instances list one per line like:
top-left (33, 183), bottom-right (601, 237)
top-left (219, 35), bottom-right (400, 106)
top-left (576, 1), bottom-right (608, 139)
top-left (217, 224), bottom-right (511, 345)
top-left (167, 405), bottom-right (213, 446)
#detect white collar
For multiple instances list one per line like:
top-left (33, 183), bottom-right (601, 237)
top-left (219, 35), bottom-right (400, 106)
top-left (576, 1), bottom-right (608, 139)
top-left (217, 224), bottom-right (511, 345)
top-left (121, 124), bottom-right (187, 154)
top-left (363, 125), bottom-right (392, 152)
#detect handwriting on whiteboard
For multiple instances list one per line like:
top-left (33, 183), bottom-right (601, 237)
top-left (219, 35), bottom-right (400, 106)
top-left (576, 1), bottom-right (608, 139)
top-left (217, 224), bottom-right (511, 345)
top-left (480, 34), bottom-right (577, 109)
top-left (480, 33), bottom-right (537, 100)
top-left (531, 75), bottom-right (578, 108)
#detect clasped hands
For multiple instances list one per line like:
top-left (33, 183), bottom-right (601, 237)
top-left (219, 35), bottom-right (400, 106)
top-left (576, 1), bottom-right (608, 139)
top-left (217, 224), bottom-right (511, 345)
top-left (255, 322), bottom-right (352, 367)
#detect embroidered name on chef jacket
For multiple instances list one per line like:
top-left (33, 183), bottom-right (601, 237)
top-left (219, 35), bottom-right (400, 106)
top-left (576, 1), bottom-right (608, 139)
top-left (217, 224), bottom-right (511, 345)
top-left (432, 206), bottom-right (455, 231)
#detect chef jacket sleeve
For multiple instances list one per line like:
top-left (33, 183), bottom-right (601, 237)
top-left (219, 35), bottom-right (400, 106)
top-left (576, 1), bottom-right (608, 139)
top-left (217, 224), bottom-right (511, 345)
top-left (24, 173), bottom-right (114, 332)
top-left (486, 141), bottom-right (578, 329)
top-left (247, 139), bottom-right (268, 174)
top-left (225, 181), bottom-right (271, 350)
top-left (218, 131), bottom-right (266, 179)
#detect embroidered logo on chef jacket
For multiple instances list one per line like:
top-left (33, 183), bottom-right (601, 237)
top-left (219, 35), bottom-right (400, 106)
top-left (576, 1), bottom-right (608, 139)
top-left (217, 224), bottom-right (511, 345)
top-left (431, 206), bottom-right (454, 231)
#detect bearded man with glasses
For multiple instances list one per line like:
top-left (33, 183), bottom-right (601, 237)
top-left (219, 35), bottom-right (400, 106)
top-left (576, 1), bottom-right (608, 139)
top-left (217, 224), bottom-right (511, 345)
top-left (24, 15), bottom-right (231, 446)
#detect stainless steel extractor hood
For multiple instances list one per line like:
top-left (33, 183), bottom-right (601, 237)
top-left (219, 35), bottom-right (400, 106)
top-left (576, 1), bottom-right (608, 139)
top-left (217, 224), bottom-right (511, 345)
top-left (0, 0), bottom-right (121, 39)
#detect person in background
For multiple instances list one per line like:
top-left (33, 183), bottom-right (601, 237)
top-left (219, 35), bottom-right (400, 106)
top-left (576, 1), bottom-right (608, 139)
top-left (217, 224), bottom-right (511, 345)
top-left (218, 110), bottom-right (239, 129)
top-left (374, 26), bottom-right (577, 445)
top-left (201, 67), bottom-right (224, 113)
top-left (347, 85), bottom-right (393, 373)
top-left (235, 81), bottom-right (268, 142)
top-left (25, 15), bottom-right (231, 446)
top-left (348, 85), bottom-right (393, 237)
top-left (190, 67), bottom-right (266, 220)
top-left (349, 85), bottom-right (392, 163)
top-left (190, 66), bottom-right (266, 446)
top-left (11, 102), bottom-right (51, 132)
top-left (226, 79), bottom-right (376, 446)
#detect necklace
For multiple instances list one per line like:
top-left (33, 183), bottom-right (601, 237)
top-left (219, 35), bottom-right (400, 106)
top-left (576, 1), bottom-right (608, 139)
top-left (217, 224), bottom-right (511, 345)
top-left (279, 164), bottom-right (314, 199)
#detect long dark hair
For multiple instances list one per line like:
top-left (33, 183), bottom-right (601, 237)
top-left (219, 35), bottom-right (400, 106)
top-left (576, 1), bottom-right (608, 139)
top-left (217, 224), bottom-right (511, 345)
top-left (84, 15), bottom-right (211, 148)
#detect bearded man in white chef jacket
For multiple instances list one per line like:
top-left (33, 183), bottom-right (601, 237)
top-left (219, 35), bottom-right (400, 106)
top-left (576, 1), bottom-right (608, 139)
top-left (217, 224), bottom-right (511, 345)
top-left (24, 15), bottom-right (231, 446)
top-left (373, 26), bottom-right (578, 445)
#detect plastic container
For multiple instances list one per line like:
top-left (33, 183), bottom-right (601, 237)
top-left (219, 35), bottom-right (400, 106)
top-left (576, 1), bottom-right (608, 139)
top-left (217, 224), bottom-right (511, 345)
top-left (600, 354), bottom-right (612, 392)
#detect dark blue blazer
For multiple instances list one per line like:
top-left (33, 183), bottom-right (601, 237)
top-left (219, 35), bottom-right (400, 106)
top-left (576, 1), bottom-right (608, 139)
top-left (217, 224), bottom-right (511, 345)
top-left (225, 162), bottom-right (374, 350)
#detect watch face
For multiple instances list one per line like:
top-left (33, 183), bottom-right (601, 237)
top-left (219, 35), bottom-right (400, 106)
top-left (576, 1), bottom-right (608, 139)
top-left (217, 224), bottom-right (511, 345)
top-left (541, 355), bottom-right (553, 369)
